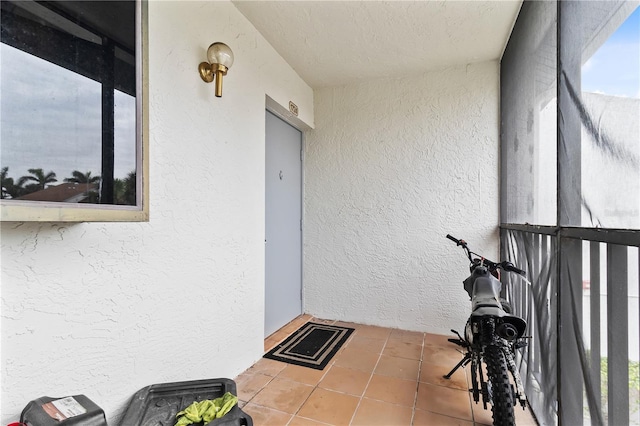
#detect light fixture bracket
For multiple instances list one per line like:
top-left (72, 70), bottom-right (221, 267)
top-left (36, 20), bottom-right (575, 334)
top-left (198, 63), bottom-right (228, 83)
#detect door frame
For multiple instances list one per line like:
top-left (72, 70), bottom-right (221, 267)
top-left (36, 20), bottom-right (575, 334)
top-left (265, 96), bottom-right (309, 337)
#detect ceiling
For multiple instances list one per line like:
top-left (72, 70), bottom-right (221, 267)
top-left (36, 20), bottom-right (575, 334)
top-left (232, 1), bottom-right (523, 89)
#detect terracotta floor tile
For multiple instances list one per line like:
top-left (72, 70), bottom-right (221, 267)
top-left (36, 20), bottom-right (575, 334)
top-left (419, 362), bottom-right (468, 391)
top-left (382, 339), bottom-right (423, 360)
top-left (277, 364), bottom-right (326, 386)
top-left (265, 329), bottom-right (283, 341)
top-left (295, 314), bottom-right (313, 325)
top-left (251, 377), bottom-right (314, 414)
top-left (333, 346), bottom-right (380, 372)
top-left (363, 374), bottom-right (418, 407)
top-left (233, 371), bottom-right (273, 402)
top-left (311, 317), bottom-right (336, 325)
top-left (333, 321), bottom-right (359, 329)
top-left (374, 355), bottom-right (420, 381)
top-left (345, 335), bottom-right (386, 354)
top-left (241, 402), bottom-right (292, 425)
top-left (389, 329), bottom-right (425, 346)
top-left (288, 416), bottom-right (332, 426)
top-left (318, 365), bottom-right (371, 396)
top-left (296, 388), bottom-right (360, 425)
top-left (282, 320), bottom-right (307, 334)
top-left (351, 397), bottom-right (413, 426)
top-left (265, 339), bottom-right (276, 351)
top-left (413, 409), bottom-right (474, 425)
top-left (247, 358), bottom-right (288, 377)
top-left (263, 316), bottom-right (310, 346)
top-left (267, 326), bottom-right (295, 343)
top-left (422, 345), bottom-right (463, 367)
top-left (256, 320), bottom-right (540, 426)
top-left (265, 336), bottom-right (282, 352)
top-left (415, 382), bottom-right (472, 421)
top-left (424, 332), bottom-right (455, 347)
top-left (354, 324), bottom-right (392, 340)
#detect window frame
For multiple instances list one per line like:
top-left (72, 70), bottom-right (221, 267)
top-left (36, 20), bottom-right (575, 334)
top-left (0, 0), bottom-right (149, 222)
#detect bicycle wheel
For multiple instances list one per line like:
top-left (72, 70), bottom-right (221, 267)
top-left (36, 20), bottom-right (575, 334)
top-left (484, 345), bottom-right (515, 426)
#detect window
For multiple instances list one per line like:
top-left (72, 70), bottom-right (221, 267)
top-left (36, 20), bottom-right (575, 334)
top-left (0, 0), bottom-right (148, 221)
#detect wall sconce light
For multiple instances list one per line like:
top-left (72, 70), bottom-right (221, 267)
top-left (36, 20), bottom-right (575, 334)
top-left (198, 42), bottom-right (234, 97)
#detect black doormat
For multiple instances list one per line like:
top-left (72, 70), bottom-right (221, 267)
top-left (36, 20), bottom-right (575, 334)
top-left (263, 322), bottom-right (354, 370)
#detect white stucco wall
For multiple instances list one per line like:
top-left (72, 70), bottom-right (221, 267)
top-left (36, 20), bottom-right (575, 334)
top-left (303, 62), bottom-right (500, 335)
top-left (0, 1), bottom-right (313, 423)
top-left (581, 92), bottom-right (640, 229)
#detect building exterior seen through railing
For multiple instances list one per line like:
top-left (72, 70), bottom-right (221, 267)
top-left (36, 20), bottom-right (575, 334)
top-left (500, 1), bottom-right (639, 424)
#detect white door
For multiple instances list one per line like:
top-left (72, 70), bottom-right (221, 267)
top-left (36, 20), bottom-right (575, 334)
top-left (265, 110), bottom-right (302, 338)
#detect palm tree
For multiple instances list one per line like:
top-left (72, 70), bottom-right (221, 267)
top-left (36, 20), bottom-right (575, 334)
top-left (1, 166), bottom-right (11, 199)
top-left (123, 171), bottom-right (136, 205)
top-left (64, 170), bottom-right (101, 185)
top-left (0, 167), bottom-right (20, 199)
top-left (113, 178), bottom-right (125, 204)
top-left (114, 171), bottom-right (136, 205)
top-left (18, 168), bottom-right (57, 193)
top-left (64, 170), bottom-right (101, 204)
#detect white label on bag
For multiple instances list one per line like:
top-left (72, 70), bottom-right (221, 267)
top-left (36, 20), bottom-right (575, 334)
top-left (43, 397), bottom-right (87, 420)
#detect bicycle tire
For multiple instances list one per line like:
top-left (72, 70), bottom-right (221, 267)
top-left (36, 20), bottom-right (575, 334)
top-left (484, 345), bottom-right (515, 426)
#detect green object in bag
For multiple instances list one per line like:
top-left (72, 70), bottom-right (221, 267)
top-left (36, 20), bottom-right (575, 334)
top-left (174, 392), bottom-right (238, 426)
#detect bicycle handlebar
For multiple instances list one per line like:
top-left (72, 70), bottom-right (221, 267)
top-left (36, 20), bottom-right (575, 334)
top-left (446, 234), bottom-right (526, 276)
top-left (446, 234), bottom-right (460, 244)
top-left (446, 234), bottom-right (468, 248)
top-left (502, 262), bottom-right (526, 275)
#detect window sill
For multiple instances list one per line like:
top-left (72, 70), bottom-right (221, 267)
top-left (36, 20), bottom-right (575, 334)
top-left (0, 201), bottom-right (149, 222)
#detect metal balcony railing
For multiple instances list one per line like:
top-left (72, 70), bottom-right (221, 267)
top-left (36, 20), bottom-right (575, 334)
top-left (500, 225), bottom-right (639, 425)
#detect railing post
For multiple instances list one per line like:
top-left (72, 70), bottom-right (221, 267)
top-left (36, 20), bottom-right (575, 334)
top-left (607, 244), bottom-right (629, 425)
top-left (558, 236), bottom-right (584, 425)
top-left (589, 242), bottom-right (601, 409)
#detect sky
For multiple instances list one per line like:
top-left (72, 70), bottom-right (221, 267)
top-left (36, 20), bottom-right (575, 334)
top-left (582, 5), bottom-right (640, 98)
top-left (0, 43), bottom-right (136, 184)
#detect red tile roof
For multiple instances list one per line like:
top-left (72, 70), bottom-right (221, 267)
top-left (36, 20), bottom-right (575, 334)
top-left (16, 183), bottom-right (99, 203)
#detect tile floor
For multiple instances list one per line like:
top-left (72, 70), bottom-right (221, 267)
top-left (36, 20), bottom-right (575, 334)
top-left (234, 315), bottom-right (539, 425)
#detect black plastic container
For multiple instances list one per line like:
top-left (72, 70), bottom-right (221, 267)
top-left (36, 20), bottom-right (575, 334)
top-left (20, 395), bottom-right (107, 426)
top-left (119, 378), bottom-right (253, 426)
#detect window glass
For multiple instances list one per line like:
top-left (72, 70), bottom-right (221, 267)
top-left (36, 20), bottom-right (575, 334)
top-left (0, 0), bottom-right (138, 208)
top-left (114, 90), bottom-right (136, 205)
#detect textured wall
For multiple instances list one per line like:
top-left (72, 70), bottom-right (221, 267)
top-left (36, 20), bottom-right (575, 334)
top-left (0, 1), bottom-right (313, 422)
top-left (581, 93), bottom-right (639, 229)
top-left (303, 62), bottom-right (500, 334)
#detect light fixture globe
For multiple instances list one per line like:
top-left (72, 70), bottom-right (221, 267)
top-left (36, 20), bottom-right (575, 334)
top-left (198, 42), bottom-right (234, 97)
top-left (206, 42), bottom-right (234, 69)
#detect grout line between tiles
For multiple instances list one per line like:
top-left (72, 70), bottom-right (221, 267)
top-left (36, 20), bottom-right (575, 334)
top-left (346, 329), bottom-right (392, 425)
top-left (243, 372), bottom-right (277, 408)
top-left (409, 332), bottom-right (426, 426)
top-left (285, 366), bottom-right (333, 424)
top-left (283, 316), bottom-right (336, 425)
